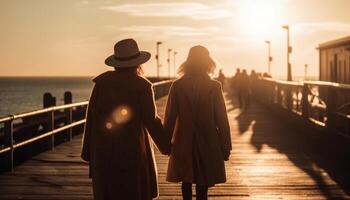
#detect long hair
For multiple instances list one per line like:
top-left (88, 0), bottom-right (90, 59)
top-left (178, 45), bottom-right (216, 76)
top-left (114, 65), bottom-right (144, 76)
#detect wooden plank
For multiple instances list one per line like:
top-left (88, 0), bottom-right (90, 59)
top-left (0, 95), bottom-right (349, 199)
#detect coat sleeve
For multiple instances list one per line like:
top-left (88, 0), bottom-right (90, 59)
top-left (141, 85), bottom-right (171, 155)
top-left (81, 84), bottom-right (98, 162)
top-left (164, 83), bottom-right (178, 142)
top-left (214, 83), bottom-right (232, 152)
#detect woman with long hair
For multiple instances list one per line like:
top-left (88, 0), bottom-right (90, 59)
top-left (81, 39), bottom-right (170, 200)
top-left (164, 45), bottom-right (232, 200)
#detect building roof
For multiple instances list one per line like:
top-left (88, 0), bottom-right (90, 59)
top-left (318, 35), bottom-right (350, 49)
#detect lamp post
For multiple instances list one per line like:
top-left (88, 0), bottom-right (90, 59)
top-left (173, 51), bottom-right (178, 77)
top-left (167, 49), bottom-right (172, 78)
top-left (264, 40), bottom-right (272, 74)
top-left (156, 41), bottom-right (162, 78)
top-left (282, 25), bottom-right (292, 81)
top-left (304, 64), bottom-right (308, 80)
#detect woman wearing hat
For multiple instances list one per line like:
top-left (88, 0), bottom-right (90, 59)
top-left (81, 39), bottom-right (170, 200)
top-left (164, 46), bottom-right (232, 200)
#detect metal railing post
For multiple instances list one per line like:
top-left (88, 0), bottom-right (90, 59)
top-left (269, 81), bottom-right (274, 105)
top-left (325, 85), bottom-right (337, 158)
top-left (326, 86), bottom-right (336, 130)
top-left (297, 87), bottom-right (302, 111)
top-left (302, 83), bottom-right (309, 121)
top-left (49, 110), bottom-right (55, 150)
top-left (64, 91), bottom-right (73, 141)
top-left (68, 107), bottom-right (73, 141)
top-left (277, 85), bottom-right (282, 106)
top-left (286, 86), bottom-right (292, 111)
top-left (4, 118), bottom-right (14, 171)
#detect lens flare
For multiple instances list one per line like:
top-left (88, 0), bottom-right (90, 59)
top-left (112, 105), bottom-right (132, 125)
top-left (121, 108), bottom-right (128, 116)
top-left (105, 122), bottom-right (113, 130)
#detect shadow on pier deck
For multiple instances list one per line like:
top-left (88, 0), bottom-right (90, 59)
top-left (0, 93), bottom-right (349, 200)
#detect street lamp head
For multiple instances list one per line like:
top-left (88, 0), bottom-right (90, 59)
top-left (168, 49), bottom-right (172, 52)
top-left (265, 40), bottom-right (270, 44)
top-left (174, 51), bottom-right (178, 55)
top-left (157, 41), bottom-right (162, 45)
top-left (282, 25), bottom-right (289, 30)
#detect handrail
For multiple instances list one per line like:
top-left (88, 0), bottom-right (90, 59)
top-left (260, 77), bottom-right (303, 86)
top-left (0, 119), bottom-right (86, 155)
top-left (0, 100), bottom-right (88, 171)
top-left (276, 80), bottom-right (303, 86)
top-left (255, 77), bottom-right (350, 133)
top-left (0, 79), bottom-right (173, 172)
top-left (13, 119), bottom-right (86, 150)
top-left (304, 81), bottom-right (350, 90)
top-left (0, 101), bottom-right (89, 123)
top-left (0, 80), bottom-right (174, 123)
top-left (260, 77), bottom-right (350, 89)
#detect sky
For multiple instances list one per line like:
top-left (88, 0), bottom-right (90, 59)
top-left (0, 0), bottom-right (349, 79)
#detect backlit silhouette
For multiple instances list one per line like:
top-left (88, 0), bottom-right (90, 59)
top-left (81, 39), bottom-right (170, 200)
top-left (164, 45), bottom-right (232, 200)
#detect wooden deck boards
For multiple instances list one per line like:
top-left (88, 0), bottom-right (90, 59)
top-left (0, 94), bottom-right (349, 199)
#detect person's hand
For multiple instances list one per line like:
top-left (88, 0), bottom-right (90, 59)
top-left (223, 150), bottom-right (230, 161)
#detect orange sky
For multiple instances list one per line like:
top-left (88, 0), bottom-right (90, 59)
top-left (0, 0), bottom-right (349, 79)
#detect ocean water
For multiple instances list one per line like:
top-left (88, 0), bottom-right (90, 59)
top-left (0, 77), bottom-right (94, 118)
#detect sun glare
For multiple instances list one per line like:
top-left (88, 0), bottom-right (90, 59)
top-left (237, 1), bottom-right (281, 37)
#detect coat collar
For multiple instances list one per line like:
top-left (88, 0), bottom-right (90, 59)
top-left (181, 73), bottom-right (211, 80)
top-left (92, 71), bottom-right (152, 89)
top-left (93, 70), bottom-right (138, 83)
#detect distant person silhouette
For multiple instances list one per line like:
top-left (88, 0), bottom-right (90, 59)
top-left (238, 69), bottom-right (250, 109)
top-left (81, 39), bottom-right (170, 200)
top-left (230, 68), bottom-right (241, 94)
top-left (250, 69), bottom-right (257, 80)
top-left (217, 68), bottom-right (226, 87)
top-left (164, 45), bottom-right (232, 200)
top-left (263, 72), bottom-right (272, 78)
top-left (250, 70), bottom-right (258, 95)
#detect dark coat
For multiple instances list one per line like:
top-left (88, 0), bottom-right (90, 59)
top-left (164, 74), bottom-right (232, 186)
top-left (81, 71), bottom-right (170, 200)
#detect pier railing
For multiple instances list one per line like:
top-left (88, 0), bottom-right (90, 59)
top-left (0, 80), bottom-right (173, 172)
top-left (253, 77), bottom-right (350, 157)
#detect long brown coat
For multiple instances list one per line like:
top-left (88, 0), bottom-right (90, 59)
top-left (81, 71), bottom-right (170, 200)
top-left (164, 74), bottom-right (231, 186)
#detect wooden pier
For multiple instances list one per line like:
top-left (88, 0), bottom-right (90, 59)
top-left (0, 93), bottom-right (349, 199)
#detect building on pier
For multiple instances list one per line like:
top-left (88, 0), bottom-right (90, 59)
top-left (319, 35), bottom-right (350, 84)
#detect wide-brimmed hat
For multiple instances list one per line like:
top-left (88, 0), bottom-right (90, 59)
top-left (105, 39), bottom-right (151, 68)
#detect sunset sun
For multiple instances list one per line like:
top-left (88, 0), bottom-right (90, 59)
top-left (237, 1), bottom-right (281, 37)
